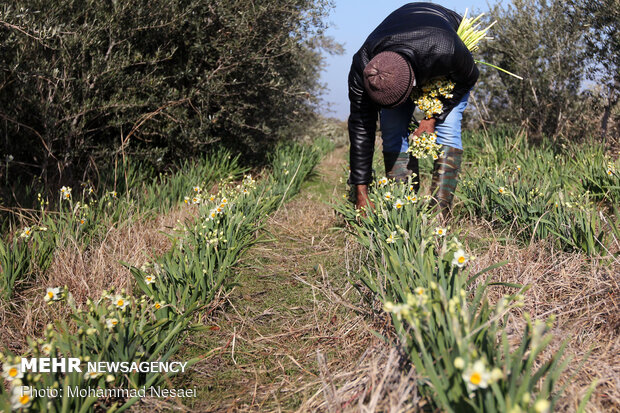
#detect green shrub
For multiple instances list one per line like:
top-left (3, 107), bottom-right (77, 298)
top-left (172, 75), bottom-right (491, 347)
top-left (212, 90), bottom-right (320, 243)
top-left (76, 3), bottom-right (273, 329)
top-left (0, 0), bottom-right (334, 193)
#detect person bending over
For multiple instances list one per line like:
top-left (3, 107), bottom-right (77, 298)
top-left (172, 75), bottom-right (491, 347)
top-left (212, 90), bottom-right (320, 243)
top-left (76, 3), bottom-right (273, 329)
top-left (348, 2), bottom-right (478, 215)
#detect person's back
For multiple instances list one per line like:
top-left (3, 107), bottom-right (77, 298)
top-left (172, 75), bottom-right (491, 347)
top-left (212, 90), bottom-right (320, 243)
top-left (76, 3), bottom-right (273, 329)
top-left (357, 3), bottom-right (462, 82)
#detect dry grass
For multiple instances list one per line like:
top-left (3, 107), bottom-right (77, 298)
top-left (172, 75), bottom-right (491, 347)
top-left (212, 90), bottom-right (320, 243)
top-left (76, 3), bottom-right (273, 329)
top-left (295, 233), bottom-right (422, 413)
top-left (0, 206), bottom-right (195, 353)
top-left (301, 346), bottom-right (420, 413)
top-left (463, 220), bottom-right (620, 412)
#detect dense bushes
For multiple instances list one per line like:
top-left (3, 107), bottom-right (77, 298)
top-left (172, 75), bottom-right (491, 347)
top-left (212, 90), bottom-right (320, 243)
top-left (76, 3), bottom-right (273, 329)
top-left (0, 0), bottom-right (334, 192)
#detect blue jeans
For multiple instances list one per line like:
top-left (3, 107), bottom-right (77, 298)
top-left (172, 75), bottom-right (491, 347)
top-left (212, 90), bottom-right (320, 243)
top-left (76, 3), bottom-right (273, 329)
top-left (380, 92), bottom-right (470, 152)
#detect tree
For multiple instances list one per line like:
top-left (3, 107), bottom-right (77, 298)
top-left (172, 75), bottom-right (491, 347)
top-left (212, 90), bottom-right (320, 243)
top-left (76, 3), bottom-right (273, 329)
top-left (569, 0), bottom-right (619, 141)
top-left (0, 0), bottom-right (338, 192)
top-left (473, 0), bottom-right (599, 141)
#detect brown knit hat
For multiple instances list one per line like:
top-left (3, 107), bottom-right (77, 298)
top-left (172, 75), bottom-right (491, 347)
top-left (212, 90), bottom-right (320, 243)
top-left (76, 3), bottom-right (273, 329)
top-left (363, 51), bottom-right (415, 108)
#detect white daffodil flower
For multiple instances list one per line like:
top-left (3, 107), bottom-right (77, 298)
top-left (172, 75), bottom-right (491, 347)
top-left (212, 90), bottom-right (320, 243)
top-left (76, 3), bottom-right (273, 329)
top-left (462, 359), bottom-right (491, 392)
top-left (44, 287), bottom-right (62, 302)
top-left (106, 318), bottom-right (119, 330)
top-left (41, 343), bottom-right (53, 356)
top-left (11, 386), bottom-right (32, 410)
top-left (112, 294), bottom-right (129, 310)
top-left (386, 231), bottom-right (397, 244)
top-left (452, 248), bottom-right (468, 268)
top-left (2, 362), bottom-right (24, 381)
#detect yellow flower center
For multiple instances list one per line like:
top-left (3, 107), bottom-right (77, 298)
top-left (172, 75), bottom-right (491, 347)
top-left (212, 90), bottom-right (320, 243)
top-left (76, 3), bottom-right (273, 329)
top-left (65, 193), bottom-right (70, 198)
top-left (48, 291), bottom-right (54, 299)
top-left (470, 372), bottom-right (482, 385)
top-left (155, 303), bottom-right (161, 309)
top-left (438, 230), bottom-right (443, 235)
top-left (20, 395), bottom-right (30, 405)
top-left (9, 368), bottom-right (18, 377)
top-left (117, 300), bottom-right (124, 307)
top-left (458, 256), bottom-right (466, 264)
top-left (111, 320), bottom-right (118, 325)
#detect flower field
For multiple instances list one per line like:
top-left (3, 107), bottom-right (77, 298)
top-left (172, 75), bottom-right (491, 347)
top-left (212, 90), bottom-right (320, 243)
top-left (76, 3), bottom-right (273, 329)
top-left (0, 128), bottom-right (618, 411)
top-left (0, 139), bottom-right (332, 411)
top-left (457, 128), bottom-right (619, 255)
top-left (336, 128), bottom-right (619, 412)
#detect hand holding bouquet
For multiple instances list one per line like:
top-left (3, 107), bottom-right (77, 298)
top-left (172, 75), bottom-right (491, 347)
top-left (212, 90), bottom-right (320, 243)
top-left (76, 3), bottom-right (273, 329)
top-left (407, 131), bottom-right (444, 160)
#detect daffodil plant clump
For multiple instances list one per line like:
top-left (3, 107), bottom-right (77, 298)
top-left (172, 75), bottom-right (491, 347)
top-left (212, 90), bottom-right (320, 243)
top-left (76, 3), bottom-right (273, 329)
top-left (0, 139), bottom-right (332, 412)
top-left (457, 129), bottom-right (620, 255)
top-left (0, 150), bottom-right (243, 303)
top-left (336, 172), bottom-right (587, 412)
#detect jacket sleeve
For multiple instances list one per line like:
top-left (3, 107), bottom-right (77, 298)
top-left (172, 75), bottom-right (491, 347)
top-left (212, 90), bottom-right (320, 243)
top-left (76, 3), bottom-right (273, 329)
top-left (435, 35), bottom-right (479, 121)
top-left (347, 59), bottom-right (378, 185)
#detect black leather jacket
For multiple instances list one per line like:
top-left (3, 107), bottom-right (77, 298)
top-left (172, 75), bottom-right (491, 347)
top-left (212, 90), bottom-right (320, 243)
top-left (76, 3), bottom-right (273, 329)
top-left (348, 2), bottom-right (479, 185)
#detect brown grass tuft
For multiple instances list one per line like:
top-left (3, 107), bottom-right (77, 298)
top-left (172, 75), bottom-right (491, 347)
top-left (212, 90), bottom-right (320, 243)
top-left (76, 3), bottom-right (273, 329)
top-left (0, 207), bottom-right (195, 353)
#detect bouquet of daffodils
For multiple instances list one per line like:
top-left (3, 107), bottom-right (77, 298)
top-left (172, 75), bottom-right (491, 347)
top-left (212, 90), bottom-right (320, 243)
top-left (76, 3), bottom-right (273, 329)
top-left (411, 78), bottom-right (455, 119)
top-left (409, 10), bottom-right (521, 128)
top-left (407, 131), bottom-right (444, 160)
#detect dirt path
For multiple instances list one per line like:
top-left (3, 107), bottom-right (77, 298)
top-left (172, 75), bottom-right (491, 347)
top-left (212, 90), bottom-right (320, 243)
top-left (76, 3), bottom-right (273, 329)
top-left (170, 146), bottom-right (384, 412)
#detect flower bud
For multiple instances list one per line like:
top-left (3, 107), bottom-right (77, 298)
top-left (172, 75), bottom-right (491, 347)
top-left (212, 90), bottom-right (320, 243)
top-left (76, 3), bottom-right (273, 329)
top-left (491, 367), bottom-right (503, 382)
top-left (534, 399), bottom-right (550, 413)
